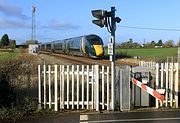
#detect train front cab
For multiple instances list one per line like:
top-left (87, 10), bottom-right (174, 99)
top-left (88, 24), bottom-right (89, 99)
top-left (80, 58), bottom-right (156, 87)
top-left (85, 35), bottom-right (104, 58)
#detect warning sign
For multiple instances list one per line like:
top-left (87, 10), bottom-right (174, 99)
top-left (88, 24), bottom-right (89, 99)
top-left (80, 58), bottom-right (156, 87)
top-left (108, 42), bottom-right (113, 55)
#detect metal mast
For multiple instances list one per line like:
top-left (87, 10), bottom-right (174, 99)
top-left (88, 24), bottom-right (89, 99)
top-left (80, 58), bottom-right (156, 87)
top-left (32, 5), bottom-right (36, 41)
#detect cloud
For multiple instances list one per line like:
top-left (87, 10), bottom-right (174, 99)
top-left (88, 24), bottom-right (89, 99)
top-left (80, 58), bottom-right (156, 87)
top-left (43, 20), bottom-right (80, 30)
top-left (0, 18), bottom-right (30, 29)
top-left (0, 1), bottom-right (28, 20)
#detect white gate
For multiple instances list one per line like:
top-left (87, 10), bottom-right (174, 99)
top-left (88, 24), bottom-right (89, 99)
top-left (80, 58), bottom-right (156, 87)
top-left (139, 61), bottom-right (179, 108)
top-left (38, 64), bottom-right (113, 111)
top-left (156, 63), bottom-right (179, 108)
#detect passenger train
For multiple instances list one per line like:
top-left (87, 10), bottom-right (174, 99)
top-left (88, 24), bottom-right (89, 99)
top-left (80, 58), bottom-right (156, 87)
top-left (39, 34), bottom-right (104, 58)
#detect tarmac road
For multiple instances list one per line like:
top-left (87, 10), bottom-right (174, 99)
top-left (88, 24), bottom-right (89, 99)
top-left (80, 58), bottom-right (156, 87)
top-left (80, 109), bottom-right (180, 123)
top-left (16, 109), bottom-right (180, 123)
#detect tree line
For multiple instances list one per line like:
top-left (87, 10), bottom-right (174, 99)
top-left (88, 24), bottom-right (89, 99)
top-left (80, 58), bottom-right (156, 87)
top-left (0, 34), bottom-right (16, 49)
top-left (117, 38), bottom-right (179, 48)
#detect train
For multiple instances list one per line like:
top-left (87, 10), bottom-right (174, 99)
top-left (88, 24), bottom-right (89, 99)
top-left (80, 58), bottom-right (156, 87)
top-left (39, 34), bottom-right (104, 58)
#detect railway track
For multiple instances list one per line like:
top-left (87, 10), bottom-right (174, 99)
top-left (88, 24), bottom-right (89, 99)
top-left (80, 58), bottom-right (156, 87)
top-left (38, 52), bottom-right (138, 67)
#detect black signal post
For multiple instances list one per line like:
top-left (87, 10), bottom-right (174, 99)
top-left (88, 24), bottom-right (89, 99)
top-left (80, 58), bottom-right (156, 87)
top-left (92, 7), bottom-right (121, 111)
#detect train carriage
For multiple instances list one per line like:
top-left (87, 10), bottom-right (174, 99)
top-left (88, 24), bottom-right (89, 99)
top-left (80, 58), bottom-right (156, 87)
top-left (53, 40), bottom-right (66, 53)
top-left (39, 34), bottom-right (104, 58)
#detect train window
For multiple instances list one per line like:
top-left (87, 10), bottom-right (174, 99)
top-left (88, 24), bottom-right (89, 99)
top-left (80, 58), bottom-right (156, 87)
top-left (46, 44), bottom-right (51, 48)
top-left (86, 35), bottom-right (103, 45)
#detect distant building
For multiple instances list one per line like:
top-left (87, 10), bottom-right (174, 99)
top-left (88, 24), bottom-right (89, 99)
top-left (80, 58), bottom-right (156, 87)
top-left (155, 45), bottom-right (163, 48)
top-left (16, 45), bottom-right (28, 49)
top-left (28, 44), bottom-right (39, 54)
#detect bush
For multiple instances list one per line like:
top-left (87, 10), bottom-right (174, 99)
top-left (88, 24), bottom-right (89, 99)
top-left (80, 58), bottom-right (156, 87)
top-left (0, 54), bottom-right (38, 108)
top-left (0, 54), bottom-right (39, 121)
top-left (0, 61), bottom-right (17, 107)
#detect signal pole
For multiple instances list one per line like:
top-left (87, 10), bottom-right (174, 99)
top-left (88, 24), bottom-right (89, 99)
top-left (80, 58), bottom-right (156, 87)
top-left (32, 5), bottom-right (36, 41)
top-left (110, 7), bottom-right (116, 111)
top-left (92, 7), bottom-right (121, 110)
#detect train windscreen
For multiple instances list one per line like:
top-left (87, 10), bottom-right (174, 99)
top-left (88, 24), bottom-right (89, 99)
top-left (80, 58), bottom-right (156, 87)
top-left (86, 35), bottom-right (103, 45)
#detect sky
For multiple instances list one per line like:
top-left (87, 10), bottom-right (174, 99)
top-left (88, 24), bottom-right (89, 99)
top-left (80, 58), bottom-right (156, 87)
top-left (0, 0), bottom-right (180, 45)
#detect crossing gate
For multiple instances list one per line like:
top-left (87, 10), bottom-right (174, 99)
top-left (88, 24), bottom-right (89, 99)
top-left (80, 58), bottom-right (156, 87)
top-left (156, 63), bottom-right (179, 108)
top-left (38, 64), bottom-right (131, 111)
top-left (139, 61), bottom-right (179, 108)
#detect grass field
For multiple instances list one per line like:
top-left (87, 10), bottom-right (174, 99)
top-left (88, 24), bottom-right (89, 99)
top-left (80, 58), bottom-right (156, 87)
top-left (105, 47), bottom-right (178, 60)
top-left (0, 49), bottom-right (20, 61)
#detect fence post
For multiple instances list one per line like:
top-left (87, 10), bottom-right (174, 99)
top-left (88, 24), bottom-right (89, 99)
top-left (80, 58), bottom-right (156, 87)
top-left (160, 63), bottom-right (164, 107)
top-left (72, 65), bottom-right (75, 109)
top-left (48, 65), bottom-right (52, 109)
top-left (43, 64), bottom-right (46, 109)
top-left (102, 66), bottom-right (105, 109)
top-left (54, 65), bottom-right (58, 111)
top-left (107, 66), bottom-right (110, 110)
top-left (175, 63), bottom-right (179, 108)
top-left (165, 63), bottom-right (169, 107)
top-left (155, 63), bottom-right (159, 108)
top-left (61, 65), bottom-right (65, 109)
top-left (170, 63), bottom-right (174, 107)
top-left (94, 65), bottom-right (99, 111)
top-left (86, 65), bottom-right (89, 109)
top-left (77, 65), bottom-right (80, 109)
top-left (38, 65), bottom-right (41, 109)
top-left (67, 65), bottom-right (70, 109)
top-left (91, 65), bottom-right (94, 109)
top-left (82, 65), bottom-right (85, 109)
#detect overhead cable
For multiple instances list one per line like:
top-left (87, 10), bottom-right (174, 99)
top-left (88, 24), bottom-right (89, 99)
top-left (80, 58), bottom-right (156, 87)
top-left (119, 25), bottom-right (180, 32)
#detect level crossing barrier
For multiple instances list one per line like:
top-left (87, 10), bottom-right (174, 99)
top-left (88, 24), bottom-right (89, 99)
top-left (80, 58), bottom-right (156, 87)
top-left (131, 78), bottom-right (164, 102)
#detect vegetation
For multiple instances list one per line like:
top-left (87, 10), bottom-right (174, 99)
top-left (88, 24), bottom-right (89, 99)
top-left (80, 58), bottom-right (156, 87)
top-left (0, 34), bottom-right (16, 48)
top-left (104, 47), bottom-right (177, 61)
top-left (0, 34), bottom-right (9, 46)
top-left (116, 47), bottom-right (177, 57)
top-left (0, 49), bottom-right (20, 61)
top-left (0, 54), bottom-right (39, 122)
top-left (117, 38), bottom-right (176, 48)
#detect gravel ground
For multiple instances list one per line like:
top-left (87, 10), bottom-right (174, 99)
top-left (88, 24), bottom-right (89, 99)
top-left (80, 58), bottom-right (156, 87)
top-left (38, 54), bottom-right (74, 65)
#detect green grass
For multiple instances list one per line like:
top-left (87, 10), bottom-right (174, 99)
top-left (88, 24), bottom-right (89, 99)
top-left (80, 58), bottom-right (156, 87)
top-left (0, 49), bottom-right (20, 61)
top-left (105, 47), bottom-right (178, 59)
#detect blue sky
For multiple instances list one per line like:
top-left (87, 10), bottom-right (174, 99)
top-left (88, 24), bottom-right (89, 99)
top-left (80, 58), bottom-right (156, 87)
top-left (0, 0), bottom-right (180, 45)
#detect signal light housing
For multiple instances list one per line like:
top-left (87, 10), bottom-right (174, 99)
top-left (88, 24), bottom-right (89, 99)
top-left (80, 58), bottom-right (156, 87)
top-left (91, 10), bottom-right (107, 28)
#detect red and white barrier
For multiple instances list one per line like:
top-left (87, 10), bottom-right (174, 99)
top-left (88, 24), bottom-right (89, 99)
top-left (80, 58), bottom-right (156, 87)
top-left (132, 78), bottom-right (165, 102)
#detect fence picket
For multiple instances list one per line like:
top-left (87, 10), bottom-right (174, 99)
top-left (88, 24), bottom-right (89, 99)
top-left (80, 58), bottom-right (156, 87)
top-left (165, 63), bottom-right (169, 107)
top-left (155, 63), bottom-right (159, 108)
top-left (54, 65), bottom-right (58, 111)
top-left (86, 65), bottom-right (89, 109)
top-left (107, 66), bottom-right (110, 110)
top-left (43, 64), bottom-right (46, 108)
top-left (91, 65), bottom-right (94, 109)
top-left (72, 65), bottom-right (75, 109)
top-left (67, 65), bottom-right (69, 109)
top-left (38, 65), bottom-right (41, 109)
top-left (175, 63), bottom-right (179, 108)
top-left (82, 65), bottom-right (84, 109)
top-left (170, 63), bottom-right (174, 107)
top-left (77, 65), bottom-right (80, 109)
top-left (48, 65), bottom-right (51, 109)
top-left (102, 66), bottom-right (105, 109)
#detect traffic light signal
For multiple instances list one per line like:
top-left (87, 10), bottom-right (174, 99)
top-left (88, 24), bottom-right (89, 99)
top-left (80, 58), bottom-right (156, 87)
top-left (91, 10), bottom-right (107, 28)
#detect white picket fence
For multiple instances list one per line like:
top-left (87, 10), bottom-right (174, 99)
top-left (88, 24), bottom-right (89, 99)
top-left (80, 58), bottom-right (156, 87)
top-left (38, 62), bottom-right (179, 111)
top-left (38, 64), bottom-right (113, 111)
top-left (139, 61), bottom-right (156, 69)
top-left (139, 61), bottom-right (179, 108)
top-left (156, 63), bottom-right (179, 108)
